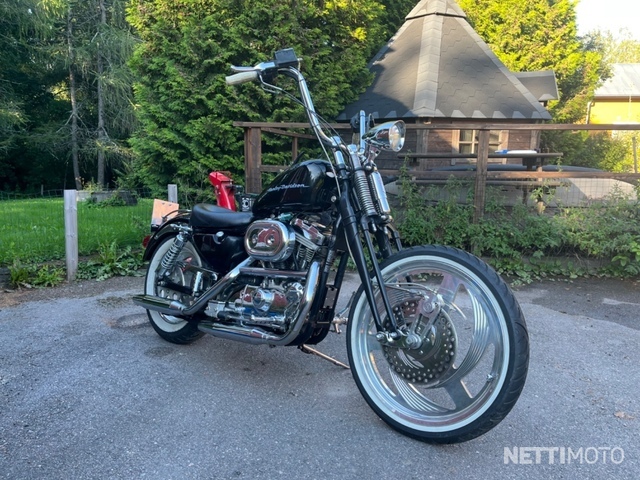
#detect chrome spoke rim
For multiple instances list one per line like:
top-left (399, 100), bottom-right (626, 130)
top-left (352, 254), bottom-right (510, 431)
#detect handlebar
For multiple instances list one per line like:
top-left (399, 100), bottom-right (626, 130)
top-left (226, 51), bottom-right (340, 150)
top-left (225, 71), bottom-right (259, 86)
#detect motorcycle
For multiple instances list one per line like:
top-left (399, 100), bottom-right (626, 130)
top-left (133, 48), bottom-right (529, 444)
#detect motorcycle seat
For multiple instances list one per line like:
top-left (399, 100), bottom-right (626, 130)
top-left (191, 203), bottom-right (254, 229)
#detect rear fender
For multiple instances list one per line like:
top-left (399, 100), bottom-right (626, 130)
top-left (143, 212), bottom-right (191, 261)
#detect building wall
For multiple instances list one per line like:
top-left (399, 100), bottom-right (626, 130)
top-left (590, 100), bottom-right (640, 124)
top-left (378, 127), bottom-right (539, 170)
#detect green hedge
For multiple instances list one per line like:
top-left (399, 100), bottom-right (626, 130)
top-left (395, 176), bottom-right (640, 282)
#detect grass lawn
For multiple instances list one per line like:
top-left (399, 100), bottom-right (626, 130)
top-left (0, 197), bottom-right (154, 266)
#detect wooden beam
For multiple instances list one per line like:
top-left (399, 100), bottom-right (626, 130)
top-left (233, 121), bottom-right (640, 132)
top-left (245, 127), bottom-right (262, 194)
top-left (292, 137), bottom-right (298, 162)
top-left (259, 165), bottom-right (287, 173)
top-left (415, 179), bottom-right (564, 187)
top-left (234, 121), bottom-right (352, 130)
top-left (262, 127), bottom-right (315, 140)
top-left (473, 130), bottom-right (490, 222)
top-left (378, 170), bottom-right (640, 181)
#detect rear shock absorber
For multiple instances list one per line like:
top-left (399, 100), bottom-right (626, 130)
top-left (158, 225), bottom-right (193, 279)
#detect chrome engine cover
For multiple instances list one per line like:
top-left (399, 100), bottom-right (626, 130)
top-left (244, 220), bottom-right (295, 262)
top-left (203, 217), bottom-right (330, 337)
top-left (205, 279), bottom-right (306, 332)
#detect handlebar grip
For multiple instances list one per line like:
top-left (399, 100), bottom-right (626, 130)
top-left (225, 71), bottom-right (258, 86)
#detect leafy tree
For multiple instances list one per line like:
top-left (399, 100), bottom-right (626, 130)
top-left (552, 31), bottom-right (640, 173)
top-left (587, 29), bottom-right (640, 65)
top-left (379, 0), bottom-right (417, 40)
top-left (458, 0), bottom-right (607, 123)
top-left (126, 0), bottom-right (389, 194)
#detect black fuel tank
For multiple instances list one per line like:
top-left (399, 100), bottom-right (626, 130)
top-left (252, 159), bottom-right (338, 215)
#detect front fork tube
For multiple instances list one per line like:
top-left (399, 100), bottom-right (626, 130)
top-left (386, 225), bottom-right (403, 253)
top-left (338, 189), bottom-right (399, 334)
top-left (374, 224), bottom-right (402, 260)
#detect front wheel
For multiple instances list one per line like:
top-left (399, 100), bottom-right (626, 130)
top-left (346, 245), bottom-right (529, 443)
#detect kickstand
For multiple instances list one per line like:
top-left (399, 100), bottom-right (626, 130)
top-left (299, 345), bottom-right (350, 370)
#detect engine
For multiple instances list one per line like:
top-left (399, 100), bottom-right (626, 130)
top-left (244, 220), bottom-right (295, 262)
top-left (245, 217), bottom-right (329, 270)
top-left (206, 216), bottom-right (332, 332)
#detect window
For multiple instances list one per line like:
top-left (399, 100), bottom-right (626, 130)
top-left (458, 130), bottom-right (501, 154)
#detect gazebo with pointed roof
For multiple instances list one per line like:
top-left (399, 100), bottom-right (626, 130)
top-left (338, 0), bottom-right (555, 165)
top-left (339, 0), bottom-right (551, 122)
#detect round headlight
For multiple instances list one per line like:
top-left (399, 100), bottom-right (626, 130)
top-left (362, 120), bottom-right (407, 152)
top-left (388, 121), bottom-right (406, 152)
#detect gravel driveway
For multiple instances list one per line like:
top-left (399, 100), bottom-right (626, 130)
top-left (1, 274), bottom-right (638, 479)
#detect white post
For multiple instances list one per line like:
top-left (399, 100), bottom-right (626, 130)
top-left (168, 184), bottom-right (178, 203)
top-left (64, 190), bottom-right (78, 281)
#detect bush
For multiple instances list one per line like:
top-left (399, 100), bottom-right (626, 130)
top-left (76, 241), bottom-right (144, 281)
top-left (8, 261), bottom-right (65, 288)
top-left (395, 174), bottom-right (640, 282)
top-left (542, 130), bottom-right (638, 172)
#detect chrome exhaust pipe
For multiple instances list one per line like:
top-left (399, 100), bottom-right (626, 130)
top-left (197, 322), bottom-right (280, 345)
top-left (132, 294), bottom-right (186, 315)
top-left (134, 259), bottom-right (321, 346)
top-left (132, 258), bottom-right (253, 316)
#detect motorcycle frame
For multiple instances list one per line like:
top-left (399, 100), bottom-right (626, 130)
top-left (272, 66), bottom-right (404, 335)
top-left (134, 50), bottom-right (530, 443)
top-left (142, 59), bottom-right (407, 343)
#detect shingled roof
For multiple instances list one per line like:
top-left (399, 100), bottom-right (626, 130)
top-left (594, 64), bottom-right (640, 98)
top-left (338, 0), bottom-right (552, 121)
top-left (514, 71), bottom-right (559, 103)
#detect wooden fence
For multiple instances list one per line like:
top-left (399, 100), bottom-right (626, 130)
top-left (235, 121), bottom-right (640, 222)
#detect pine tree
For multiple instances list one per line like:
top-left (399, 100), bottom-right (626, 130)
top-left (126, 0), bottom-right (389, 193)
top-left (30, 0), bottom-right (137, 189)
top-left (0, 0), bottom-right (70, 191)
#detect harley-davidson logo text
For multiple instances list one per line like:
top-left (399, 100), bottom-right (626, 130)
top-left (267, 183), bottom-right (307, 192)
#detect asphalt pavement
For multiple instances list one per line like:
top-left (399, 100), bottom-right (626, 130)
top-left (0, 274), bottom-right (638, 479)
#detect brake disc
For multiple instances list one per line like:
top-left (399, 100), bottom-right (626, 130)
top-left (382, 300), bottom-right (458, 386)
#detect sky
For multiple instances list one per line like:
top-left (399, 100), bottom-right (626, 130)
top-left (576, 0), bottom-right (640, 39)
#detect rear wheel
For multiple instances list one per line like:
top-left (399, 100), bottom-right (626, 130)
top-left (144, 235), bottom-right (205, 344)
top-left (346, 245), bottom-right (529, 443)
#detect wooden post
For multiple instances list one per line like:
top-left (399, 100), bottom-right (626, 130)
top-left (415, 121), bottom-right (430, 171)
top-left (168, 184), bottom-right (178, 203)
top-left (245, 127), bottom-right (262, 194)
top-left (64, 190), bottom-right (78, 282)
top-left (633, 136), bottom-right (638, 174)
top-left (292, 136), bottom-right (298, 163)
top-left (473, 129), bottom-right (490, 223)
